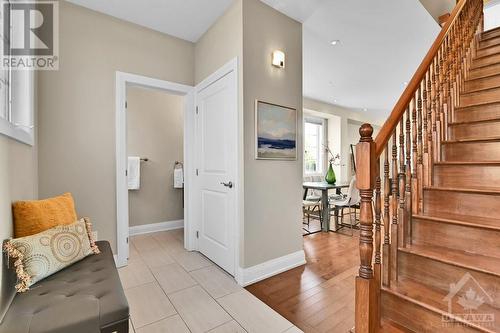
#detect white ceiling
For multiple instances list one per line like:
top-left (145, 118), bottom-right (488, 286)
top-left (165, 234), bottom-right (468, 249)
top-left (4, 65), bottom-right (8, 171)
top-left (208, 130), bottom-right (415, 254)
top-left (66, 0), bottom-right (233, 42)
top-left (263, 0), bottom-right (440, 115)
top-left (68, 0), bottom-right (440, 116)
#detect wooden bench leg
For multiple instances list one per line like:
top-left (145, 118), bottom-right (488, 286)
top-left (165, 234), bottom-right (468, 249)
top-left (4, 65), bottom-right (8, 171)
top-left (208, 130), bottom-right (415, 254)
top-left (101, 318), bottom-right (129, 333)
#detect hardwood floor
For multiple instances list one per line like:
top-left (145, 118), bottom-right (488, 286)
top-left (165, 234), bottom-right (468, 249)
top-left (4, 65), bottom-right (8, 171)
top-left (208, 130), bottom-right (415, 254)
top-left (246, 230), bottom-right (359, 333)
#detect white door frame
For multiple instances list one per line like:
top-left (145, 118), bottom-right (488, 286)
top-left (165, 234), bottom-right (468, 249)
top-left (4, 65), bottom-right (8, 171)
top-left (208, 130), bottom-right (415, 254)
top-left (194, 58), bottom-right (242, 282)
top-left (115, 71), bottom-right (195, 267)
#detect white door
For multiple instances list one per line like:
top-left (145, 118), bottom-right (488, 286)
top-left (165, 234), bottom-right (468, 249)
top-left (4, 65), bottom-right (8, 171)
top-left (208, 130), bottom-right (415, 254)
top-left (195, 69), bottom-right (237, 275)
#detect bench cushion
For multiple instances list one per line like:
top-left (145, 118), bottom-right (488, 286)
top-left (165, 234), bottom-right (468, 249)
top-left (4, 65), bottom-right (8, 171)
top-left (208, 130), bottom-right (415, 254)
top-left (0, 241), bottom-right (129, 333)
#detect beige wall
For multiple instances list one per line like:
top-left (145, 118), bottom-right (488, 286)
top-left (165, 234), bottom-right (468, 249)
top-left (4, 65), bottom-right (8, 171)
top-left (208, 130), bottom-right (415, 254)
top-left (195, 0), bottom-right (304, 268)
top-left (304, 97), bottom-right (384, 183)
top-left (0, 119), bottom-right (38, 317)
top-left (37, 1), bottom-right (194, 250)
top-left (242, 0), bottom-right (303, 268)
top-left (194, 0), bottom-right (243, 85)
top-left (126, 86), bottom-right (184, 227)
top-left (195, 0), bottom-right (246, 265)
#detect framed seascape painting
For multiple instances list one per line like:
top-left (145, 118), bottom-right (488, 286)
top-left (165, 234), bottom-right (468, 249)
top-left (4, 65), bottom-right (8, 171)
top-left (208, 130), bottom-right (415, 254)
top-left (255, 100), bottom-right (297, 160)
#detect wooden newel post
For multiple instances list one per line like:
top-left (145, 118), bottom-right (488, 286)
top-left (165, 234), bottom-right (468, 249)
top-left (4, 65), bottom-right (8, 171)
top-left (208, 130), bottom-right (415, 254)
top-left (355, 124), bottom-right (377, 333)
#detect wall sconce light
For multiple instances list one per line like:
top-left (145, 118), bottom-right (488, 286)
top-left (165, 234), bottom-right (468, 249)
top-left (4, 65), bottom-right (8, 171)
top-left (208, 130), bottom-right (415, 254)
top-left (272, 50), bottom-right (285, 69)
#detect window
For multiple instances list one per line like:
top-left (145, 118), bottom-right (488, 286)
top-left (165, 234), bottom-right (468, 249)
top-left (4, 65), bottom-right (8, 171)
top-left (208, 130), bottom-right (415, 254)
top-left (304, 117), bottom-right (325, 175)
top-left (0, 1), bottom-right (35, 146)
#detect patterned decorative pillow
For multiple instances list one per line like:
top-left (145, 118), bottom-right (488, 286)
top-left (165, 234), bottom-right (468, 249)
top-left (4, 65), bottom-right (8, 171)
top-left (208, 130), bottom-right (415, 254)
top-left (3, 218), bottom-right (100, 293)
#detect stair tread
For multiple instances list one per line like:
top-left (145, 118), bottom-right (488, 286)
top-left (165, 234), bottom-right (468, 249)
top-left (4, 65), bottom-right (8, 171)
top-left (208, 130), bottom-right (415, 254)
top-left (472, 45), bottom-right (500, 61)
top-left (424, 186), bottom-right (500, 194)
top-left (455, 100), bottom-right (500, 111)
top-left (413, 212), bottom-right (500, 231)
top-left (384, 277), bottom-right (500, 332)
top-left (443, 136), bottom-right (500, 143)
top-left (450, 117), bottom-right (500, 125)
top-left (472, 58), bottom-right (500, 71)
top-left (462, 85), bottom-right (500, 95)
top-left (482, 26), bottom-right (500, 36)
top-left (470, 60), bottom-right (500, 71)
top-left (435, 161), bottom-right (500, 165)
top-left (400, 244), bottom-right (500, 277)
top-left (474, 50), bottom-right (500, 60)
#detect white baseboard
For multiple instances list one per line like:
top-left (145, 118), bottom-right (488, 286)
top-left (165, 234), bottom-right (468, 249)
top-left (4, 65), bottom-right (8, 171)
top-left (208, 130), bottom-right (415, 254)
top-left (129, 219), bottom-right (184, 236)
top-left (237, 250), bottom-right (306, 287)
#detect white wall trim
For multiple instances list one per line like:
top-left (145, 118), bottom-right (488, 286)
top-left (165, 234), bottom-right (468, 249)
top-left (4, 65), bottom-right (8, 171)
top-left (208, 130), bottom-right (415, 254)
top-left (237, 250), bottom-right (306, 287)
top-left (115, 71), bottom-right (194, 268)
top-left (129, 220), bottom-right (184, 236)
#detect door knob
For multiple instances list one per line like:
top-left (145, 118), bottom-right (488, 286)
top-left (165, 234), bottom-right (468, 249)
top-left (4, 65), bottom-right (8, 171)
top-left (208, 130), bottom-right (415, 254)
top-left (221, 181), bottom-right (233, 189)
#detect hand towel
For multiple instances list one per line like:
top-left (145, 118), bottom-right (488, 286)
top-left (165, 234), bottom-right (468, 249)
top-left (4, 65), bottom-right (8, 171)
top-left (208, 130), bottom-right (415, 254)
top-left (128, 156), bottom-right (140, 190)
top-left (174, 167), bottom-right (184, 189)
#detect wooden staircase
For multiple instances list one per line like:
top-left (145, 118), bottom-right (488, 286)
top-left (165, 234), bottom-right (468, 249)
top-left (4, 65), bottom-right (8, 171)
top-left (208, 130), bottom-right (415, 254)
top-left (353, 0), bottom-right (500, 332)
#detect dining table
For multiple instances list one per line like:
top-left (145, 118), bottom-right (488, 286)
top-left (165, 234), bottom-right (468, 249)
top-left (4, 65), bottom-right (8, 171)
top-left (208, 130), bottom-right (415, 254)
top-left (303, 181), bottom-right (350, 232)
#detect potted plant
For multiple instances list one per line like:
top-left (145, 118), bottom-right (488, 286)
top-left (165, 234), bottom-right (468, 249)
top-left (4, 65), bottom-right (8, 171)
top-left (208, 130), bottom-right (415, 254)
top-left (323, 144), bottom-right (341, 184)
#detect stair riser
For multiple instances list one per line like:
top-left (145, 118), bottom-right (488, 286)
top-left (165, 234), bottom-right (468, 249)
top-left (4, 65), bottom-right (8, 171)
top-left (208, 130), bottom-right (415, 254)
top-left (434, 164), bottom-right (500, 188)
top-left (472, 53), bottom-right (500, 69)
top-left (476, 44), bottom-right (500, 58)
top-left (424, 189), bottom-right (500, 220)
top-left (480, 36), bottom-right (500, 49)
top-left (443, 141), bottom-right (500, 162)
top-left (455, 104), bottom-right (500, 122)
top-left (469, 63), bottom-right (500, 79)
top-left (399, 252), bottom-right (500, 308)
top-left (382, 291), bottom-right (481, 333)
top-left (460, 88), bottom-right (500, 107)
top-left (482, 28), bottom-right (500, 40)
top-left (412, 218), bottom-right (500, 259)
top-left (450, 122), bottom-right (500, 141)
top-left (465, 75), bottom-right (500, 92)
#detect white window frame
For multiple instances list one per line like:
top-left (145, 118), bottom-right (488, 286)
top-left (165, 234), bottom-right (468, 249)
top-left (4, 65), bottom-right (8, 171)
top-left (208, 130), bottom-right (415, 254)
top-left (0, 0), bottom-right (35, 146)
top-left (304, 116), bottom-right (326, 177)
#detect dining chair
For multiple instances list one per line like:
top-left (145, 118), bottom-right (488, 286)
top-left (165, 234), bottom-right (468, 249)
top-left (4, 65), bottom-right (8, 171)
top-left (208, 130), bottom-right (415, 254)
top-left (303, 199), bottom-right (322, 232)
top-left (328, 176), bottom-right (361, 236)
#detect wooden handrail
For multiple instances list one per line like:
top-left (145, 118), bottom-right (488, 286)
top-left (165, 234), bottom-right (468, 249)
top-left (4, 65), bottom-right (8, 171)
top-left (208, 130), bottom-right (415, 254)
top-left (374, 0), bottom-right (467, 157)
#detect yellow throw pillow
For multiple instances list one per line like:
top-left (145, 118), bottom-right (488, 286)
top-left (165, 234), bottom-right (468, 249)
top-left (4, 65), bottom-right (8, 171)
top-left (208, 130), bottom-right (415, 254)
top-left (4, 218), bottom-right (100, 293)
top-left (13, 193), bottom-right (77, 238)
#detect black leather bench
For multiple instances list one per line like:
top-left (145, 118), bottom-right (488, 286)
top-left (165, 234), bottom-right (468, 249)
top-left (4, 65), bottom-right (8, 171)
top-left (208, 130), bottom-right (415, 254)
top-left (0, 241), bottom-right (129, 333)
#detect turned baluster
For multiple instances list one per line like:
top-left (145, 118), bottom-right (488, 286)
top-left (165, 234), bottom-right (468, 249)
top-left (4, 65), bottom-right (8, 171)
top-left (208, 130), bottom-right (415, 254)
top-left (398, 116), bottom-right (406, 248)
top-left (431, 57), bottom-right (437, 146)
top-left (405, 107), bottom-right (412, 244)
top-left (355, 124), bottom-right (377, 333)
top-left (451, 24), bottom-right (459, 112)
top-left (443, 36), bottom-right (451, 138)
top-left (411, 96), bottom-right (418, 217)
top-left (417, 85), bottom-right (424, 213)
top-left (423, 74), bottom-right (431, 188)
top-left (433, 56), bottom-right (441, 162)
top-left (438, 46), bottom-right (445, 145)
top-left (382, 145), bottom-right (390, 287)
top-left (390, 131), bottom-right (398, 284)
top-left (374, 159), bottom-right (382, 325)
top-left (427, 69), bottom-right (435, 186)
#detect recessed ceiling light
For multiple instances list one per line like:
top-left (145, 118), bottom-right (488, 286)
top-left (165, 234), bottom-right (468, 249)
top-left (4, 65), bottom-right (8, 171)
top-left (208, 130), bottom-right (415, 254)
top-left (333, 99), bottom-right (338, 103)
top-left (363, 108), bottom-right (368, 112)
top-left (330, 40), bottom-right (340, 45)
top-left (403, 81), bottom-right (408, 86)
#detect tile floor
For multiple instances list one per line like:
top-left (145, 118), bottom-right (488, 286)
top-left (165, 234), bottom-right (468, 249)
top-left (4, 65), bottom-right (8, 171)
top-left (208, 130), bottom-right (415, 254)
top-left (119, 229), bottom-right (303, 333)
